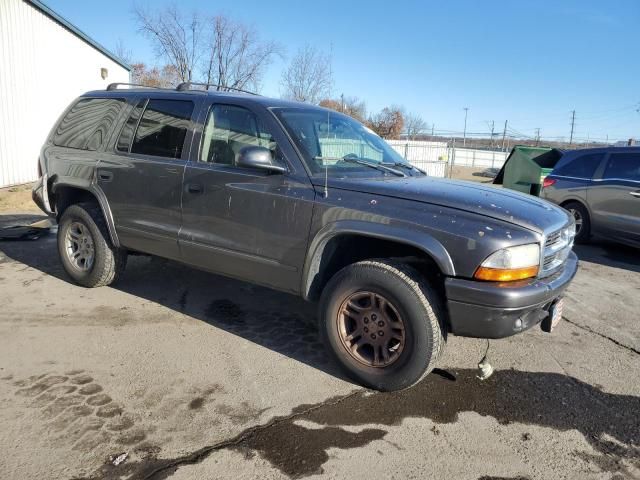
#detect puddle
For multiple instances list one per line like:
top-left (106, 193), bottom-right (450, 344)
top-left (234, 369), bottom-right (639, 478)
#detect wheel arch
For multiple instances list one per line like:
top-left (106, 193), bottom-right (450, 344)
top-left (301, 221), bottom-right (455, 301)
top-left (51, 180), bottom-right (120, 247)
top-left (559, 197), bottom-right (593, 220)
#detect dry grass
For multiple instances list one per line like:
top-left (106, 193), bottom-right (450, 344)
top-left (0, 183), bottom-right (39, 213)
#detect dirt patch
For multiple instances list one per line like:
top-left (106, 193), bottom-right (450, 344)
top-left (0, 184), bottom-right (39, 213)
top-left (449, 165), bottom-right (499, 183)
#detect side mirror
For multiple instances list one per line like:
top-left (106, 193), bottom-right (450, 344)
top-left (236, 146), bottom-right (286, 174)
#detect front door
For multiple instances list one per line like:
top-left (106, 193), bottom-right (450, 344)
top-left (98, 97), bottom-right (198, 259)
top-left (179, 102), bottom-right (315, 294)
top-left (589, 151), bottom-right (640, 243)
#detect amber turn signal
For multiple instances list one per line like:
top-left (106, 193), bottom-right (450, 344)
top-left (474, 265), bottom-right (539, 282)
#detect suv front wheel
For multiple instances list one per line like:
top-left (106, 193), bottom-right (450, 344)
top-left (319, 260), bottom-right (446, 391)
top-left (57, 203), bottom-right (127, 288)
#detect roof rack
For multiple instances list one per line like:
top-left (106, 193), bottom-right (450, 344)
top-left (175, 82), bottom-right (259, 96)
top-left (106, 83), bottom-right (165, 91)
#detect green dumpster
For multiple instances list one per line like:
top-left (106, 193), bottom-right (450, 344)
top-left (493, 146), bottom-right (564, 196)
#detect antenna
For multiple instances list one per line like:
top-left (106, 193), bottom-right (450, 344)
top-left (324, 164), bottom-right (329, 198)
top-left (324, 109), bottom-right (330, 198)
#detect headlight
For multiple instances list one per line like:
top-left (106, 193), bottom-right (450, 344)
top-left (474, 244), bottom-right (540, 281)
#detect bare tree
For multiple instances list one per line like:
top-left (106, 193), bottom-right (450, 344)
top-left (319, 96), bottom-right (367, 123)
top-left (369, 107), bottom-right (405, 139)
top-left (405, 112), bottom-right (428, 140)
top-left (131, 63), bottom-right (180, 88)
top-left (134, 5), bottom-right (202, 82)
top-left (114, 38), bottom-right (132, 64)
top-left (203, 15), bottom-right (280, 91)
top-left (281, 45), bottom-right (332, 103)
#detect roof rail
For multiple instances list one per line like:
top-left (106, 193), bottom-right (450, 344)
top-left (175, 82), bottom-right (259, 96)
top-left (106, 83), bottom-right (165, 91)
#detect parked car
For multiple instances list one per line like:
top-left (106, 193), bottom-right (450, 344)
top-left (541, 147), bottom-right (640, 247)
top-left (33, 83), bottom-right (578, 391)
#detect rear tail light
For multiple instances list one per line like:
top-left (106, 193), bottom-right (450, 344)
top-left (543, 177), bottom-right (556, 189)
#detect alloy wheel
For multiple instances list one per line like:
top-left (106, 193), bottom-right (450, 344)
top-left (336, 291), bottom-right (406, 368)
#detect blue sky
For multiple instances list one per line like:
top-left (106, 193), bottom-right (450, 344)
top-left (46, 0), bottom-right (640, 142)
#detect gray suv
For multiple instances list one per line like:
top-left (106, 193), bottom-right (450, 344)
top-left (33, 83), bottom-right (578, 391)
top-left (541, 147), bottom-right (640, 247)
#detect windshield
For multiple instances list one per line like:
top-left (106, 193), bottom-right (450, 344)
top-left (273, 107), bottom-right (417, 177)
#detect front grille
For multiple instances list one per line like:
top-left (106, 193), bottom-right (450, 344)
top-left (545, 230), bottom-right (562, 248)
top-left (541, 225), bottom-right (575, 277)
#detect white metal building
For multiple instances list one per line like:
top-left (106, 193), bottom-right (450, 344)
top-left (0, 0), bottom-right (131, 187)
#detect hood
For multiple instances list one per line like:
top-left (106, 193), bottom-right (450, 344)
top-left (315, 176), bottom-right (569, 234)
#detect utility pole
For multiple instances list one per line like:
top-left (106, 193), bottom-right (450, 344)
top-left (535, 128), bottom-right (540, 146)
top-left (340, 93), bottom-right (345, 113)
top-left (463, 107), bottom-right (469, 147)
top-left (431, 124), bottom-right (435, 137)
top-left (569, 110), bottom-right (576, 146)
top-left (501, 120), bottom-right (508, 151)
top-left (489, 120), bottom-right (495, 148)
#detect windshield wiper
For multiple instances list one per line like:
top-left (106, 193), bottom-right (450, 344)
top-left (382, 161), bottom-right (425, 174)
top-left (314, 156), bottom-right (405, 177)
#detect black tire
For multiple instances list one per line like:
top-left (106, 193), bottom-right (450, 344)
top-left (57, 203), bottom-right (127, 287)
top-left (564, 201), bottom-right (590, 244)
top-left (319, 260), bottom-right (446, 391)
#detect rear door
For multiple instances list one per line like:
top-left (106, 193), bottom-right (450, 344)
top-left (588, 151), bottom-right (640, 243)
top-left (98, 96), bottom-right (199, 259)
top-left (543, 152), bottom-right (605, 205)
top-left (179, 100), bottom-right (315, 294)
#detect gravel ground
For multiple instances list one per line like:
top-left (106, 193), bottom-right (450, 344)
top-left (0, 213), bottom-right (638, 480)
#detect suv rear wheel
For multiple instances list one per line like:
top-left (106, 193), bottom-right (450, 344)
top-left (57, 203), bottom-right (127, 287)
top-left (564, 201), bottom-right (590, 243)
top-left (319, 259), bottom-right (446, 391)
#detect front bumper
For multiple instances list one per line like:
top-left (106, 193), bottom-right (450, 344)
top-left (445, 251), bottom-right (578, 338)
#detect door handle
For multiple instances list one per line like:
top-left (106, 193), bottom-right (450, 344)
top-left (186, 183), bottom-right (203, 194)
top-left (630, 191), bottom-right (640, 198)
top-left (97, 170), bottom-right (113, 182)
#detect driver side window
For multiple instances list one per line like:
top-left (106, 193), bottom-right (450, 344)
top-left (199, 104), bottom-right (281, 167)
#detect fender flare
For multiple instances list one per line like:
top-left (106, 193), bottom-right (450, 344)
top-left (51, 178), bottom-right (120, 248)
top-left (301, 220), bottom-right (455, 300)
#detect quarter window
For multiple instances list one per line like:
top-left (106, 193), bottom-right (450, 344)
top-left (53, 98), bottom-right (125, 150)
top-left (200, 104), bottom-right (280, 166)
top-left (553, 153), bottom-right (603, 179)
top-left (130, 99), bottom-right (194, 159)
top-left (603, 153), bottom-right (640, 181)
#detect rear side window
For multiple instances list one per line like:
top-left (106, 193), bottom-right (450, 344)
top-left (553, 153), bottom-right (603, 179)
top-left (116, 99), bottom-right (146, 152)
top-left (53, 98), bottom-right (125, 150)
top-left (603, 153), bottom-right (640, 181)
top-left (130, 99), bottom-right (194, 159)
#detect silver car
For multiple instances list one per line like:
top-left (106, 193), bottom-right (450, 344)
top-left (541, 147), bottom-right (640, 247)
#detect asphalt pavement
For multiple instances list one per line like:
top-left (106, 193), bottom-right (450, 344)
top-left (0, 213), bottom-right (638, 480)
